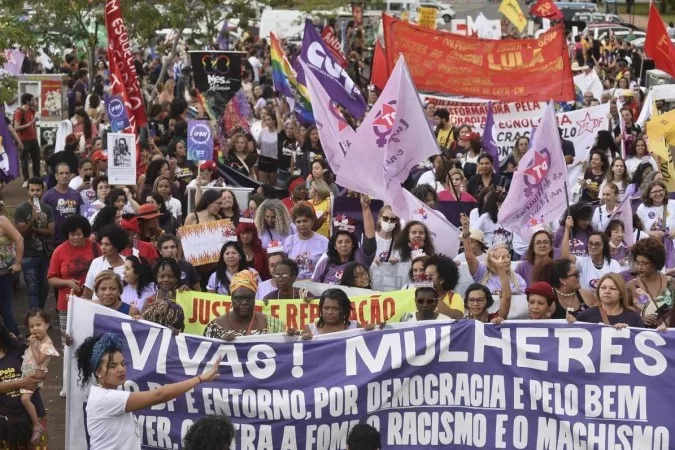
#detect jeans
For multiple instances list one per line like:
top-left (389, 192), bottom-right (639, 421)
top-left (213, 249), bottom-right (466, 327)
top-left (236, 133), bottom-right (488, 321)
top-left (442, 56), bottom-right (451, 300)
top-left (20, 139), bottom-right (41, 179)
top-left (0, 273), bottom-right (18, 335)
top-left (23, 256), bottom-right (49, 309)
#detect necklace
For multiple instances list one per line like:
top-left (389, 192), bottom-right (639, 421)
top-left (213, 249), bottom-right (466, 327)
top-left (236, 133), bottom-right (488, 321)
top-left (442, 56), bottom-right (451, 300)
top-left (555, 288), bottom-right (576, 298)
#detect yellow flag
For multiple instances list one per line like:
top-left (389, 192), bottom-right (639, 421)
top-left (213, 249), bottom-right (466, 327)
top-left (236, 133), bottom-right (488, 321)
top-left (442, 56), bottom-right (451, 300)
top-left (499, 0), bottom-right (527, 32)
top-left (647, 110), bottom-right (675, 192)
top-left (418, 7), bottom-right (438, 29)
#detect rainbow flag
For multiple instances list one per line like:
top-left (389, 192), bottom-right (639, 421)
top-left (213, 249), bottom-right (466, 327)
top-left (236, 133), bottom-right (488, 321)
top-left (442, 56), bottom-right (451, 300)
top-left (270, 32), bottom-right (313, 124)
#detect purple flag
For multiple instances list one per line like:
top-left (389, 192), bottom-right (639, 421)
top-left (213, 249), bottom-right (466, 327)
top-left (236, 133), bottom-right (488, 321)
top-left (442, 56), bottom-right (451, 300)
top-left (105, 94), bottom-right (130, 132)
top-left (216, 20), bottom-right (229, 50)
top-left (187, 120), bottom-right (214, 161)
top-left (298, 19), bottom-right (366, 119)
top-left (0, 107), bottom-right (20, 181)
top-left (498, 102), bottom-right (568, 238)
top-left (482, 102), bottom-right (500, 172)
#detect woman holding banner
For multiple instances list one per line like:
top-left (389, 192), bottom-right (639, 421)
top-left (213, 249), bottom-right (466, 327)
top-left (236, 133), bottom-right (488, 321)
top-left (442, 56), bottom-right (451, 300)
top-left (302, 288), bottom-right (359, 337)
top-left (204, 270), bottom-right (284, 339)
top-left (568, 273), bottom-right (643, 327)
top-left (75, 333), bottom-right (221, 450)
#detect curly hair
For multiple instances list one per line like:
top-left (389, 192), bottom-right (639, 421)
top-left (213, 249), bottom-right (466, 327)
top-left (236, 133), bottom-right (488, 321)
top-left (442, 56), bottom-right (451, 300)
top-left (183, 417), bottom-right (234, 450)
top-left (631, 237), bottom-right (666, 271)
top-left (394, 221), bottom-right (435, 261)
top-left (340, 262), bottom-right (371, 288)
top-left (153, 257), bottom-right (182, 290)
top-left (317, 288), bottom-right (352, 328)
top-left (424, 254), bottom-right (459, 291)
top-left (254, 199), bottom-right (292, 237)
top-left (97, 224), bottom-right (130, 252)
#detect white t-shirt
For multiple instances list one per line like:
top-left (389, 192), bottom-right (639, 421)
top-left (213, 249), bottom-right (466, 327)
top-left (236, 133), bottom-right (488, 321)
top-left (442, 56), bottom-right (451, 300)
top-left (416, 170), bottom-right (443, 192)
top-left (86, 385), bottom-right (141, 450)
top-left (121, 283), bottom-right (156, 310)
top-left (591, 203), bottom-right (619, 232)
top-left (69, 175), bottom-right (84, 190)
top-left (84, 256), bottom-right (127, 293)
top-left (165, 197), bottom-right (182, 220)
top-left (636, 200), bottom-right (675, 234)
top-left (474, 212), bottom-right (512, 248)
top-left (575, 256), bottom-right (622, 290)
top-left (249, 56), bottom-right (262, 82)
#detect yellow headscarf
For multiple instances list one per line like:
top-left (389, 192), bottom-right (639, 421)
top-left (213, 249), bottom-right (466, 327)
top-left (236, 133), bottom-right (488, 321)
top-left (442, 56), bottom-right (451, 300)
top-left (229, 270), bottom-right (258, 294)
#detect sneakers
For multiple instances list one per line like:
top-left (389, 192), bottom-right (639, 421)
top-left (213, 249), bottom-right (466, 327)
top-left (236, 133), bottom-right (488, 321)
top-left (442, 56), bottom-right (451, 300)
top-left (22, 180), bottom-right (28, 188)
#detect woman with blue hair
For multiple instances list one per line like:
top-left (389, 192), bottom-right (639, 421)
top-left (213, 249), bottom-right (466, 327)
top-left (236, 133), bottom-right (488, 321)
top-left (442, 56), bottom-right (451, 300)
top-left (76, 333), bottom-right (221, 449)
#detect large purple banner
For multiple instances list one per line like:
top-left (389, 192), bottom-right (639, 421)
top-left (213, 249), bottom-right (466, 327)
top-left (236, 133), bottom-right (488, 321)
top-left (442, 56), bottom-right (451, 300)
top-left (85, 313), bottom-right (675, 449)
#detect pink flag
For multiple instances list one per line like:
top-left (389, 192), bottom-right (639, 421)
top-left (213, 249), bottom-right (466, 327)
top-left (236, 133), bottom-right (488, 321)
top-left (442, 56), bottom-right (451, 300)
top-left (498, 102), bottom-right (568, 237)
top-left (391, 189), bottom-right (461, 257)
top-left (306, 55), bottom-right (460, 256)
top-left (302, 62), bottom-right (375, 195)
top-left (2, 50), bottom-right (24, 75)
top-left (358, 55), bottom-right (439, 189)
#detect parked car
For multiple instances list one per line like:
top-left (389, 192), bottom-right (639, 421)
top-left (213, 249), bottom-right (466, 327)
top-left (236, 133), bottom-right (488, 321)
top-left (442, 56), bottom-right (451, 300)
top-left (556, 1), bottom-right (598, 23)
top-left (571, 12), bottom-right (622, 25)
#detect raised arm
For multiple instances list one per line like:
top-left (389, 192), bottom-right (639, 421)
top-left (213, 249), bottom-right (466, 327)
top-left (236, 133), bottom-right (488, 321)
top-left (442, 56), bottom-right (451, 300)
top-left (125, 358), bottom-right (221, 412)
top-left (361, 194), bottom-right (375, 239)
top-left (496, 261), bottom-right (512, 320)
top-left (460, 213), bottom-right (479, 276)
top-left (560, 215), bottom-right (573, 261)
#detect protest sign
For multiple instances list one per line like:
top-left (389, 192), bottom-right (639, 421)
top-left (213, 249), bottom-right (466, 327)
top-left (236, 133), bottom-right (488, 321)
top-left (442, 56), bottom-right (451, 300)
top-left (190, 50), bottom-right (243, 118)
top-left (107, 132), bottom-right (136, 185)
top-left (187, 120), bottom-right (214, 161)
top-left (499, 0), bottom-right (527, 32)
top-left (383, 15), bottom-right (574, 102)
top-left (40, 79), bottom-right (63, 121)
top-left (420, 95), bottom-right (608, 164)
top-left (176, 289), bottom-right (417, 336)
top-left (178, 219), bottom-right (236, 266)
top-left (67, 297), bottom-right (675, 450)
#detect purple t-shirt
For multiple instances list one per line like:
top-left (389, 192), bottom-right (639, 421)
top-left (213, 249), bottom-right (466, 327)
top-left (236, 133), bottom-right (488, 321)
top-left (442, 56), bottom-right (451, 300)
top-left (284, 232), bottom-right (329, 280)
top-left (474, 262), bottom-right (527, 296)
top-left (43, 187), bottom-right (83, 243)
top-left (554, 227), bottom-right (590, 257)
top-left (311, 238), bottom-right (377, 284)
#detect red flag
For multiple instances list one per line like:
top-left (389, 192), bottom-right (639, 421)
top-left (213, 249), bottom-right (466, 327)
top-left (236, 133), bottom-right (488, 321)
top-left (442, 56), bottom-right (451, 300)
top-left (530, 0), bottom-right (563, 20)
top-left (370, 40), bottom-right (387, 91)
top-left (321, 26), bottom-right (347, 67)
top-left (105, 0), bottom-right (147, 175)
top-left (645, 3), bottom-right (675, 78)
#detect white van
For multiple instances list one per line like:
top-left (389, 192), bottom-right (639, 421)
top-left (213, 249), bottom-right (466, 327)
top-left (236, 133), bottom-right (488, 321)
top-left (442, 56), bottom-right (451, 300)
top-left (384, 0), bottom-right (455, 23)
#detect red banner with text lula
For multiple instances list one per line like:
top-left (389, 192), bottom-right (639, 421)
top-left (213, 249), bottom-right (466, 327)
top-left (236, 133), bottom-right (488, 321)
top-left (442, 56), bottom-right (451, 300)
top-left (382, 14), bottom-right (574, 102)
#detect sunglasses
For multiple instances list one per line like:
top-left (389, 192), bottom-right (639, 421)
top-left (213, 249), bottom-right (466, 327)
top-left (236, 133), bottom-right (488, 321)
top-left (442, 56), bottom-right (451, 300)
top-left (381, 217), bottom-right (398, 223)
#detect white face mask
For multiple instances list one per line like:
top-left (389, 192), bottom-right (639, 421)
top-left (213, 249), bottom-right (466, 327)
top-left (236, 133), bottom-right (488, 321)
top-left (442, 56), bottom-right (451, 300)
top-left (380, 221), bottom-right (396, 233)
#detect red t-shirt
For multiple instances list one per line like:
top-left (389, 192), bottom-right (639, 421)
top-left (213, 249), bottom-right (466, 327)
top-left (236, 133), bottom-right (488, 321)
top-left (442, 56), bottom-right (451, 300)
top-left (13, 108), bottom-right (37, 141)
top-left (47, 240), bottom-right (101, 311)
top-left (121, 240), bottom-right (159, 266)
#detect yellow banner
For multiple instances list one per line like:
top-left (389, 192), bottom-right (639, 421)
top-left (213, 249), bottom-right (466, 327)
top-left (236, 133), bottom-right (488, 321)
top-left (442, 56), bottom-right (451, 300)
top-left (499, 0), bottom-right (527, 32)
top-left (176, 290), bottom-right (417, 336)
top-left (418, 7), bottom-right (438, 29)
top-left (647, 110), bottom-right (675, 192)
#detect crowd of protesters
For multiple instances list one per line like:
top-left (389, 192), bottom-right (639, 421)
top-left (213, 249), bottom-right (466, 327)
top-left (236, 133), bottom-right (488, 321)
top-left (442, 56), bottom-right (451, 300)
top-left (0, 10), bottom-right (673, 450)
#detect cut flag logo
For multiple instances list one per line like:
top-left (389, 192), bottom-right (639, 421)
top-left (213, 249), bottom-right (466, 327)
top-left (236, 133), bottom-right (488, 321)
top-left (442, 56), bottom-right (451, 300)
top-left (298, 19), bottom-right (367, 119)
top-left (645, 3), bottom-right (675, 78)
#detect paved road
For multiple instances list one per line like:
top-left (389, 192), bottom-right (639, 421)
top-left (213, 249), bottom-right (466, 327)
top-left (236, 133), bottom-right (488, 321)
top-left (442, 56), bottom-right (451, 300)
top-left (3, 177), bottom-right (67, 450)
